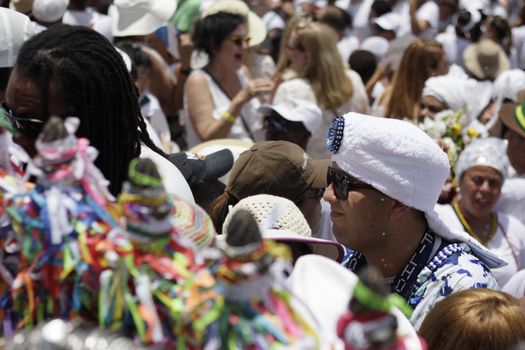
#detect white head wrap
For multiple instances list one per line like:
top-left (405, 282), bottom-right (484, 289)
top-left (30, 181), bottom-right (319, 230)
top-left (422, 75), bottom-right (493, 127)
top-left (330, 112), bottom-right (504, 268)
top-left (455, 137), bottom-right (509, 184)
top-left (492, 69), bottom-right (525, 102)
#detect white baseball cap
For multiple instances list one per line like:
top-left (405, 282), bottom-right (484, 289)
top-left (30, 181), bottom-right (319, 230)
top-left (373, 12), bottom-right (401, 33)
top-left (258, 99), bottom-right (322, 135)
top-left (32, 0), bottom-right (69, 22)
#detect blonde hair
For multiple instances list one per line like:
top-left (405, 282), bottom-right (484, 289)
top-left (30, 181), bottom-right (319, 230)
top-left (385, 39), bottom-right (445, 121)
top-left (279, 20), bottom-right (354, 110)
top-left (419, 289), bottom-right (525, 350)
top-left (274, 15), bottom-right (308, 77)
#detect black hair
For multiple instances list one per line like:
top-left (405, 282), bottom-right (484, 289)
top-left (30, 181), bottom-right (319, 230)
top-left (485, 16), bottom-right (512, 53)
top-left (115, 41), bottom-right (152, 80)
top-left (191, 12), bottom-right (245, 61)
top-left (319, 5), bottom-right (352, 33)
top-left (349, 49), bottom-right (377, 84)
top-left (16, 25), bottom-right (166, 195)
top-left (0, 67), bottom-right (10, 93)
top-left (371, 0), bottom-right (392, 17)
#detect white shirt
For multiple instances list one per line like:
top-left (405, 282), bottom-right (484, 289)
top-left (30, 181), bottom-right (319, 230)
top-left (436, 26), bottom-right (472, 68)
top-left (140, 145), bottom-right (195, 204)
top-left (415, 1), bottom-right (439, 39)
top-left (337, 35), bottom-right (360, 65)
top-left (181, 69), bottom-right (262, 148)
top-left (396, 1), bottom-right (439, 39)
top-left (495, 176), bottom-right (525, 226)
top-left (345, 0), bottom-right (374, 42)
top-left (512, 26), bottom-right (525, 70)
top-left (435, 204), bottom-right (525, 286)
top-left (503, 269), bottom-right (525, 298)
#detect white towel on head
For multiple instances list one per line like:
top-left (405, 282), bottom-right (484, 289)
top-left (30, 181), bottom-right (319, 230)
top-left (422, 75), bottom-right (493, 127)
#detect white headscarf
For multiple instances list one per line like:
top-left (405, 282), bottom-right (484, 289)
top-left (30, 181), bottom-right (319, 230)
top-left (422, 75), bottom-right (493, 127)
top-left (455, 137), bottom-right (509, 184)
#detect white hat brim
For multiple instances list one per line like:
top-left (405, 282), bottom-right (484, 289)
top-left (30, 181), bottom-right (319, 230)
top-left (110, 0), bottom-right (177, 37)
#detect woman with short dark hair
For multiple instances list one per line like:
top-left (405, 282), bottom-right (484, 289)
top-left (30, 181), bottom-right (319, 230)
top-left (182, 2), bottom-right (273, 148)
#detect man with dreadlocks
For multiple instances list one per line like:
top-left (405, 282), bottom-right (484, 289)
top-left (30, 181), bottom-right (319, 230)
top-left (2, 25), bottom-right (194, 202)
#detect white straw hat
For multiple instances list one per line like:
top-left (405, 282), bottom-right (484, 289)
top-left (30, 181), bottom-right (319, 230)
top-left (202, 0), bottom-right (267, 47)
top-left (222, 194), bottom-right (346, 262)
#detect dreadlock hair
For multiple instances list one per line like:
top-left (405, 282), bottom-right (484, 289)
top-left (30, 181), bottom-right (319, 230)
top-left (15, 25), bottom-right (165, 195)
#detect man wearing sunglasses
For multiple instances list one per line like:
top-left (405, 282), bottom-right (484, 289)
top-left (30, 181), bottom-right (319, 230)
top-left (258, 98), bottom-right (322, 151)
top-left (323, 112), bottom-right (503, 329)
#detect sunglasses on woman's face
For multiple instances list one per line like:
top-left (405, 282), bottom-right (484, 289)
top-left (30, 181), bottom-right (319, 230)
top-left (0, 101), bottom-right (44, 139)
top-left (327, 166), bottom-right (375, 200)
top-left (229, 35), bottom-right (251, 47)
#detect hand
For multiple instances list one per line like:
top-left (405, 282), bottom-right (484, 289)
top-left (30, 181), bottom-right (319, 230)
top-left (235, 78), bottom-right (274, 104)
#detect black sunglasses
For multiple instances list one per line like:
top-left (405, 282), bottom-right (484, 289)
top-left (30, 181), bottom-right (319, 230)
top-left (327, 167), bottom-right (375, 200)
top-left (0, 101), bottom-right (44, 139)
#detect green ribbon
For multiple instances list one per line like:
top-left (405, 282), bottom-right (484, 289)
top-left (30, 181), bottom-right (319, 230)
top-left (353, 280), bottom-right (413, 318)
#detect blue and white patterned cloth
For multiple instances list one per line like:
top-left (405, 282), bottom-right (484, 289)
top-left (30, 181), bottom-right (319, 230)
top-left (408, 242), bottom-right (500, 329)
top-left (343, 240), bottom-right (500, 330)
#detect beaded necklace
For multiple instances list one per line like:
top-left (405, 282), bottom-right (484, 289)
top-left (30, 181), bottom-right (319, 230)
top-left (452, 200), bottom-right (497, 245)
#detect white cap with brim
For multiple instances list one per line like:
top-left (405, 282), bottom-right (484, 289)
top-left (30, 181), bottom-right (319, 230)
top-left (288, 255), bottom-right (425, 350)
top-left (0, 8), bottom-right (34, 68)
top-left (258, 99), bottom-right (322, 135)
top-left (202, 0), bottom-right (267, 47)
top-left (331, 112), bottom-right (505, 268)
top-left (373, 12), bottom-right (401, 33)
top-left (109, 0), bottom-right (177, 37)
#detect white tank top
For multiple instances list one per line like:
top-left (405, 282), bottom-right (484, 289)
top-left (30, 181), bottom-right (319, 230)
top-left (182, 69), bottom-right (262, 148)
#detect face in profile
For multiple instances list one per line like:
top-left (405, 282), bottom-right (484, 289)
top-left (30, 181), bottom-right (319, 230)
top-left (4, 67), bottom-right (73, 156)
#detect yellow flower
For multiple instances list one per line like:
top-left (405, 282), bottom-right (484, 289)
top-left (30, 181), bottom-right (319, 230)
top-left (467, 128), bottom-right (479, 138)
top-left (451, 123), bottom-right (462, 136)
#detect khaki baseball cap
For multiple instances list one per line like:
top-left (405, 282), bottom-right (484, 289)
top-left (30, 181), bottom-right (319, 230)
top-left (226, 141), bottom-right (329, 202)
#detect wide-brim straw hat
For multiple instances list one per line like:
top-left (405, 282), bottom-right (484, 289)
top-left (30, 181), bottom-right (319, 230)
top-left (463, 38), bottom-right (510, 81)
top-left (202, 0), bottom-right (267, 47)
top-left (109, 0), bottom-right (177, 37)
